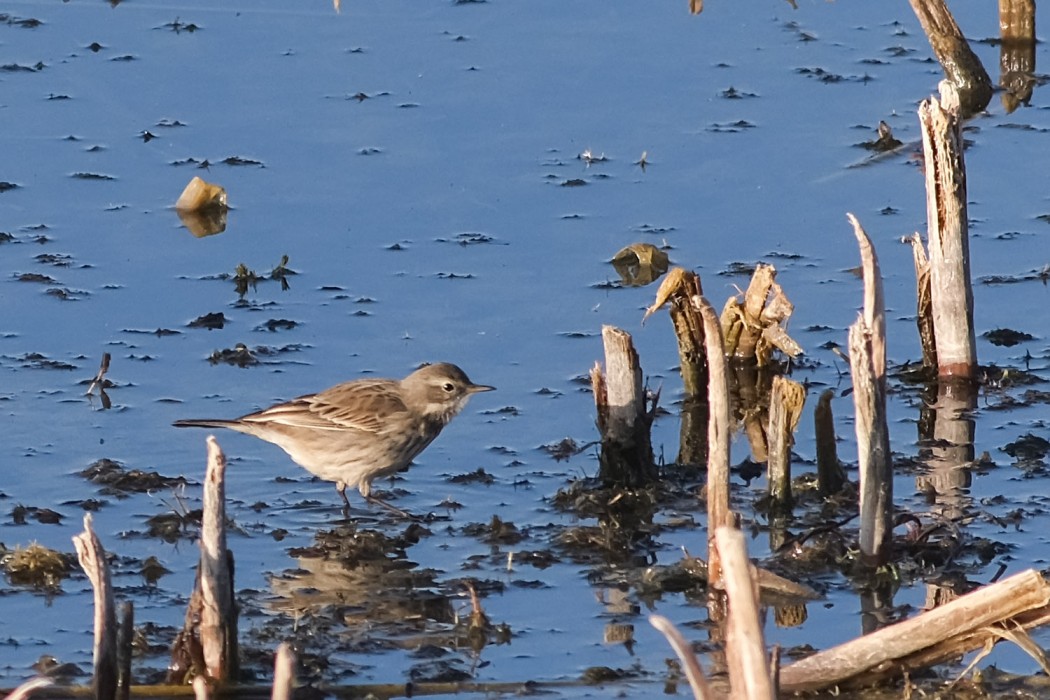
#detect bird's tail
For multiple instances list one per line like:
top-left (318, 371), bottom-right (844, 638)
top-left (173, 418), bottom-right (239, 430)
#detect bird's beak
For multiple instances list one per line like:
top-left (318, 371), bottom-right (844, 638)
top-left (468, 383), bottom-right (495, 394)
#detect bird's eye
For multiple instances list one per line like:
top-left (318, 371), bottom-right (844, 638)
top-left (443, 382), bottom-right (456, 393)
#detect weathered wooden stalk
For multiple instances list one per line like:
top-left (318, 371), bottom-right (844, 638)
top-left (117, 602), bottom-right (134, 700)
top-left (780, 569), bottom-right (1050, 693)
top-left (908, 0), bottom-right (993, 115)
top-left (649, 616), bottom-right (713, 700)
top-left (661, 269), bottom-right (708, 398)
top-left (591, 325), bottom-right (658, 487)
top-left (169, 437), bottom-right (239, 683)
top-left (849, 325), bottom-right (892, 567)
top-left (907, 233), bottom-right (938, 370)
top-left (697, 297), bottom-right (733, 583)
top-left (644, 268), bottom-right (710, 467)
top-left (847, 215), bottom-right (892, 568)
top-left (813, 389), bottom-right (846, 495)
top-left (918, 82), bottom-right (977, 381)
top-left (766, 376), bottom-right (806, 513)
top-left (714, 527), bottom-right (775, 700)
top-left (200, 437), bottom-right (238, 681)
top-left (73, 514), bottom-right (118, 700)
top-left (272, 644), bottom-right (295, 700)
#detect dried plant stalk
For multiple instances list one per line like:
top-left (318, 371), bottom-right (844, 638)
top-left (649, 615), bottom-right (713, 700)
top-left (813, 389), bottom-right (846, 495)
top-left (272, 644), bottom-right (296, 700)
top-left (918, 83), bottom-right (977, 380)
top-left (847, 215), bottom-right (892, 568)
top-left (117, 602), bottom-right (134, 700)
top-left (720, 265), bottom-right (802, 366)
top-left (200, 437), bottom-right (238, 681)
top-left (849, 321), bottom-right (892, 567)
top-left (73, 513), bottom-right (118, 700)
top-left (908, 232), bottom-right (938, 370)
top-left (592, 326), bottom-right (657, 486)
top-left (714, 527), bottom-right (775, 700)
top-left (908, 0), bottom-right (992, 115)
top-left (697, 297), bottom-right (732, 582)
top-left (767, 376), bottom-right (806, 512)
top-left (169, 438), bottom-right (239, 684)
top-left (780, 569), bottom-right (1050, 692)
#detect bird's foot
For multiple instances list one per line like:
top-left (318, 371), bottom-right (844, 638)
top-left (365, 495), bottom-right (421, 521)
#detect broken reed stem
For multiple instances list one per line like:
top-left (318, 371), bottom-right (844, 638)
top-left (813, 389), bottom-right (846, 496)
top-left (849, 214), bottom-right (885, 387)
top-left (73, 513), bottom-right (118, 700)
top-left (591, 325), bottom-right (657, 487)
top-left (907, 233), bottom-right (938, 370)
top-left (847, 215), bottom-right (892, 568)
top-left (271, 644), bottom-right (296, 700)
top-left (200, 436), bottom-right (238, 682)
top-left (3, 679), bottom-right (53, 700)
top-left (666, 270), bottom-right (708, 398)
top-left (767, 376), bottom-right (806, 512)
top-left (697, 297), bottom-right (732, 583)
top-left (779, 569), bottom-right (1050, 693)
top-left (643, 268), bottom-right (709, 467)
top-left (723, 264), bottom-right (775, 361)
top-left (117, 602), bottom-right (134, 700)
top-left (649, 615), bottom-right (713, 700)
top-left (849, 322), bottom-right (892, 568)
top-left (714, 527), bottom-right (774, 700)
top-left (907, 0), bottom-right (993, 115)
top-left (919, 82), bottom-right (977, 381)
top-left (192, 677), bottom-right (209, 700)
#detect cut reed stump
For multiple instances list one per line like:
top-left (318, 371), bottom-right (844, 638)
top-left (916, 81), bottom-right (977, 382)
top-left (644, 268), bottom-right (709, 466)
top-left (847, 214), bottom-right (892, 569)
top-left (720, 264), bottom-right (802, 367)
top-left (766, 376), bottom-right (806, 513)
top-left (908, 0), bottom-right (992, 116)
top-left (73, 513), bottom-right (118, 700)
top-left (813, 389), bottom-right (846, 496)
top-left (779, 569), bottom-right (1050, 692)
top-left (591, 325), bottom-right (658, 487)
top-left (169, 437), bottom-right (239, 684)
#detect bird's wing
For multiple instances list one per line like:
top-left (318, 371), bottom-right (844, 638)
top-left (243, 378), bottom-right (408, 433)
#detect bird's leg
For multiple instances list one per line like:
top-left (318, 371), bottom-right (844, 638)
top-left (365, 494), bottom-right (419, 520)
top-left (337, 483), bottom-right (352, 518)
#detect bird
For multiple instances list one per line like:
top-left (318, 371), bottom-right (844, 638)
top-left (173, 362), bottom-right (494, 515)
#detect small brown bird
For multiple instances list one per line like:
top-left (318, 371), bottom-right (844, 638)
top-left (174, 362), bottom-right (494, 514)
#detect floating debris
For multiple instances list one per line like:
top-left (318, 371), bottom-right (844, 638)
top-left (1, 543), bottom-right (73, 590)
top-left (610, 242), bottom-right (669, 287)
top-left (175, 176), bottom-right (228, 236)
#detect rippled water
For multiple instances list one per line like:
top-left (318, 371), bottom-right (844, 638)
top-left (1, 0), bottom-right (1049, 693)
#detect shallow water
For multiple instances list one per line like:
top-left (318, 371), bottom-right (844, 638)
top-left (1, 0), bottom-right (1049, 693)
